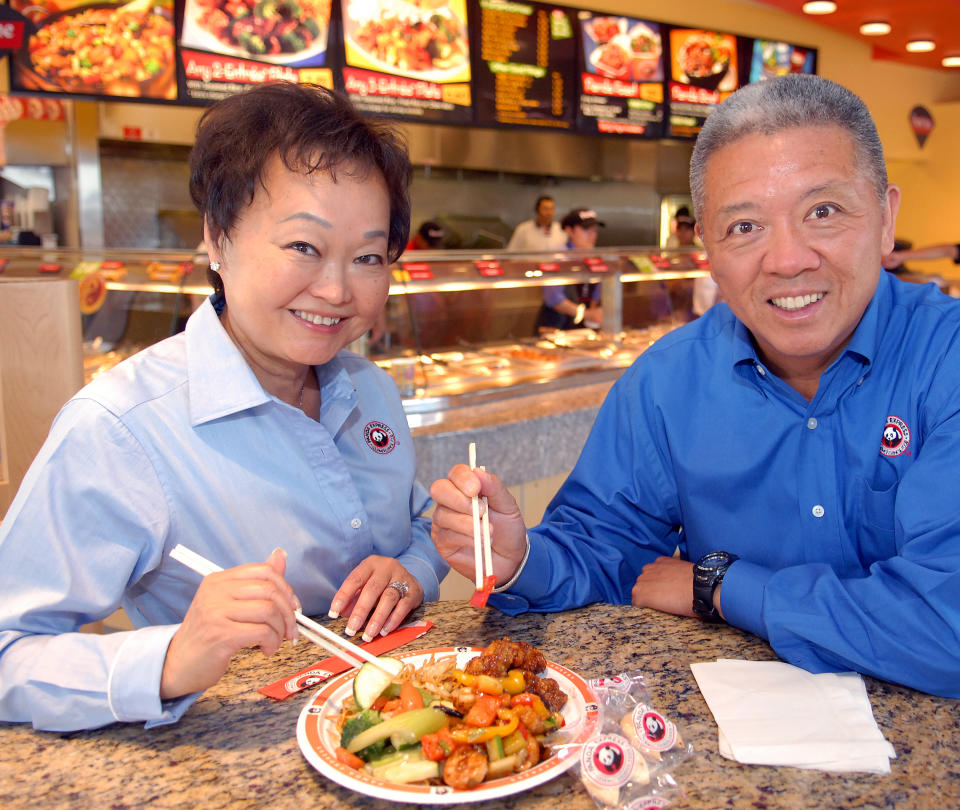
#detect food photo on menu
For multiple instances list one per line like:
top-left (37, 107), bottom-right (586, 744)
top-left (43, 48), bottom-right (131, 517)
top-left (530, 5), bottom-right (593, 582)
top-left (749, 38), bottom-right (816, 82)
top-left (341, 0), bottom-right (470, 82)
top-left (179, 0), bottom-right (333, 65)
top-left (580, 13), bottom-right (662, 83)
top-left (669, 28), bottom-right (738, 93)
top-left (9, 0), bottom-right (177, 99)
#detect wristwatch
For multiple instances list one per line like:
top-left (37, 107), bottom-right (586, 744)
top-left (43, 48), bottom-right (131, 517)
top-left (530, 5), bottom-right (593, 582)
top-left (692, 551), bottom-right (739, 622)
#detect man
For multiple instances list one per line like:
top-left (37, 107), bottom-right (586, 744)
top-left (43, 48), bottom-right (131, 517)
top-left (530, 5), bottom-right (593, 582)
top-left (536, 208), bottom-right (605, 330)
top-left (667, 207), bottom-right (719, 317)
top-left (506, 195), bottom-right (567, 252)
top-left (431, 75), bottom-right (960, 697)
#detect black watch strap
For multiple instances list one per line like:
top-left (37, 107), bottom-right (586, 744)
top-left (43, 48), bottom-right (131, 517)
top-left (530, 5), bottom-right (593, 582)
top-left (692, 551), bottom-right (739, 622)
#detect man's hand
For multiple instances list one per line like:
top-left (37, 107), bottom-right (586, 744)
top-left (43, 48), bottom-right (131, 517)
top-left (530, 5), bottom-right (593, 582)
top-left (631, 556), bottom-right (701, 618)
top-left (430, 465), bottom-right (527, 586)
top-left (160, 548), bottom-right (298, 699)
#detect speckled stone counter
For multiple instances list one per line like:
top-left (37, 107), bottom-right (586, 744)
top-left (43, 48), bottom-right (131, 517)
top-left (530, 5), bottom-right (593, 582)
top-left (2, 603), bottom-right (957, 809)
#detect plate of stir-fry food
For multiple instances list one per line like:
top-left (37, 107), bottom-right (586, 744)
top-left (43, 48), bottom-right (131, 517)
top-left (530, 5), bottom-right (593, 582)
top-left (297, 638), bottom-right (599, 803)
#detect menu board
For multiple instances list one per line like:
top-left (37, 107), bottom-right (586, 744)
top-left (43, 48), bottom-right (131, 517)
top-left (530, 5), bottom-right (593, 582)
top-left (749, 39), bottom-right (816, 83)
top-left (339, 0), bottom-right (473, 124)
top-left (471, 0), bottom-right (577, 130)
top-left (576, 11), bottom-right (664, 138)
top-left (178, 0), bottom-right (335, 103)
top-left (666, 27), bottom-right (739, 139)
top-left (7, 0), bottom-right (178, 101)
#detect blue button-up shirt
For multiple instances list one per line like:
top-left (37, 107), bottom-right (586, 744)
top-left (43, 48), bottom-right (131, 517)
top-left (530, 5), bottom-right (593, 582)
top-left (494, 272), bottom-right (960, 697)
top-left (0, 298), bottom-right (446, 730)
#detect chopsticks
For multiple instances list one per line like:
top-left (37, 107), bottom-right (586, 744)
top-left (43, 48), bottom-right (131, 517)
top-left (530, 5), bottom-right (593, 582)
top-left (168, 544), bottom-right (389, 674)
top-left (468, 443), bottom-right (496, 608)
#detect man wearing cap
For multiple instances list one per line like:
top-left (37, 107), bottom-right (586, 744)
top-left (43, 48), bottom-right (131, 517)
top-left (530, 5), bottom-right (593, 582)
top-left (535, 208), bottom-right (606, 331)
top-left (430, 74), bottom-right (960, 698)
top-left (506, 195), bottom-right (567, 252)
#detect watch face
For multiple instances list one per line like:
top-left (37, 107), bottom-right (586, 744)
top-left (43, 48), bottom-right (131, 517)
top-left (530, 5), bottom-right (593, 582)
top-left (697, 551), bottom-right (731, 571)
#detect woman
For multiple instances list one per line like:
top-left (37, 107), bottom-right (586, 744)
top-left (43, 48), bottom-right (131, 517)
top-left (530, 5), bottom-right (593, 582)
top-left (0, 83), bottom-right (446, 731)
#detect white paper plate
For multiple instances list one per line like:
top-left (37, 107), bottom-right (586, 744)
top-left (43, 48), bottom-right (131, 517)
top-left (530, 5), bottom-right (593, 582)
top-left (297, 646), bottom-right (599, 804)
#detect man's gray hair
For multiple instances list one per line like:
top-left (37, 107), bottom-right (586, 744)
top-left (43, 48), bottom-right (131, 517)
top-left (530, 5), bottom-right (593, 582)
top-left (689, 75), bottom-right (887, 221)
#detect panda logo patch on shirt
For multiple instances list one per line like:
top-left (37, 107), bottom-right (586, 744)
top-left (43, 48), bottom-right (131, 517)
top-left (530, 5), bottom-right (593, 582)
top-left (364, 421), bottom-right (396, 454)
top-left (880, 415), bottom-right (910, 457)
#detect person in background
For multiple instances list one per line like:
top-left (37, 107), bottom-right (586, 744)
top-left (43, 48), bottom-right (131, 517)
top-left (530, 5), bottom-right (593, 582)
top-left (665, 205), bottom-right (702, 249)
top-left (0, 83), bottom-right (447, 732)
top-left (535, 208), bottom-right (604, 331)
top-left (405, 220), bottom-right (445, 251)
top-left (668, 207), bottom-right (719, 317)
top-left (882, 241), bottom-right (960, 269)
top-left (431, 74), bottom-right (960, 698)
top-left (506, 194), bottom-right (567, 252)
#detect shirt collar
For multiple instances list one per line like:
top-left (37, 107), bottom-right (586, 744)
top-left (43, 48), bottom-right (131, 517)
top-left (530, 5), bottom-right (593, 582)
top-left (729, 270), bottom-right (888, 371)
top-left (186, 297), bottom-right (271, 425)
top-left (186, 296), bottom-right (360, 428)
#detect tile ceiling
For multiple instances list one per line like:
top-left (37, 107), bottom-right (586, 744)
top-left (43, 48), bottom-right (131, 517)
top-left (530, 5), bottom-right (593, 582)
top-left (751, 0), bottom-right (960, 72)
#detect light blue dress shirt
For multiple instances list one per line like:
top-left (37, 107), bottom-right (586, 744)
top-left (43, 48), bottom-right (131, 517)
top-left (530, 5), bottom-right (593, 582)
top-left (493, 271), bottom-right (960, 697)
top-left (0, 297), bottom-right (446, 731)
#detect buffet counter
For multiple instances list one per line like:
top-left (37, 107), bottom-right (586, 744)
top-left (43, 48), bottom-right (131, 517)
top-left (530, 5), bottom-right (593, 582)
top-left (2, 602), bottom-right (956, 809)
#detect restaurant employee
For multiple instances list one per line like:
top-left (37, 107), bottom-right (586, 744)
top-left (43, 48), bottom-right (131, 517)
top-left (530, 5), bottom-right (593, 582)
top-left (431, 75), bottom-right (960, 698)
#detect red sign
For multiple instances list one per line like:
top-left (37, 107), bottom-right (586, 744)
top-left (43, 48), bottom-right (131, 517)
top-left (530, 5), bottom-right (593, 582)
top-left (123, 126), bottom-right (142, 141)
top-left (401, 262), bottom-right (433, 280)
top-left (475, 261), bottom-right (503, 277)
top-left (584, 257), bottom-right (609, 272)
top-left (0, 21), bottom-right (25, 50)
top-left (538, 263), bottom-right (560, 272)
top-left (649, 255), bottom-right (671, 269)
top-left (39, 263), bottom-right (62, 273)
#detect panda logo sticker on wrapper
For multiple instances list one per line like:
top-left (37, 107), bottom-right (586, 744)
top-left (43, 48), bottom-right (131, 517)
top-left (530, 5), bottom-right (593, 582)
top-left (581, 733), bottom-right (649, 806)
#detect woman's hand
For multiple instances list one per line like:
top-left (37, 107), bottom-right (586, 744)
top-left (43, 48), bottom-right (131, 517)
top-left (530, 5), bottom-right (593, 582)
top-left (430, 465), bottom-right (528, 586)
top-left (160, 548), bottom-right (298, 699)
top-left (329, 557), bottom-right (424, 642)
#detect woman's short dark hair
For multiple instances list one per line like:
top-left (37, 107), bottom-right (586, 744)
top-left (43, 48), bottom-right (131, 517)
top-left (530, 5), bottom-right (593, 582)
top-left (190, 82), bottom-right (412, 290)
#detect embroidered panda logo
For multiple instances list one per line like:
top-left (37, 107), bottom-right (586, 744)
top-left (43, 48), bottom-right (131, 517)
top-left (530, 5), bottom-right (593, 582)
top-left (364, 421), bottom-right (396, 454)
top-left (880, 415), bottom-right (910, 458)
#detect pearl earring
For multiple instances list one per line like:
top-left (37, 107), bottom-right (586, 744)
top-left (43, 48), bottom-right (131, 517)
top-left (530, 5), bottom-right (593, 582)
top-left (210, 261), bottom-right (221, 272)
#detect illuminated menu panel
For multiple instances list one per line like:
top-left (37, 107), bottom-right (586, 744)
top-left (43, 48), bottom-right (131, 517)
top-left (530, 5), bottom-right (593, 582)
top-left (341, 0), bottom-right (473, 124)
top-left (666, 27), bottom-right (740, 139)
top-left (178, 0), bottom-right (335, 102)
top-left (576, 10), bottom-right (664, 138)
top-left (9, 0), bottom-right (177, 101)
top-left (472, 0), bottom-right (577, 130)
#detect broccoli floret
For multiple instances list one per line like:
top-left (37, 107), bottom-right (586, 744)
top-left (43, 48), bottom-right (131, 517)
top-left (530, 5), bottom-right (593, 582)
top-left (339, 709), bottom-right (390, 760)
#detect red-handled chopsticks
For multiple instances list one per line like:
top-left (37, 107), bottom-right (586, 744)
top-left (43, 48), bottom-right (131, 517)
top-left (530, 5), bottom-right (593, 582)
top-left (468, 442), bottom-right (496, 608)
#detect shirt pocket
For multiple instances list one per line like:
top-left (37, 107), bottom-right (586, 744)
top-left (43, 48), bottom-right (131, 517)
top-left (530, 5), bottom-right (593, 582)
top-left (855, 475), bottom-right (899, 562)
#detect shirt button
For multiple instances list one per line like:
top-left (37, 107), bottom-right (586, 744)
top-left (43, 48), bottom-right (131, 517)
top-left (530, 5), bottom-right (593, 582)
top-left (807, 417), bottom-right (818, 430)
top-left (755, 364), bottom-right (766, 376)
top-left (350, 518), bottom-right (362, 529)
top-left (812, 505), bottom-right (825, 518)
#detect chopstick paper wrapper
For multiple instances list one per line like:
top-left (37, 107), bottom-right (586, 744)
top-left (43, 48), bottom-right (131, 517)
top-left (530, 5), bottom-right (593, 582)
top-left (259, 619), bottom-right (434, 700)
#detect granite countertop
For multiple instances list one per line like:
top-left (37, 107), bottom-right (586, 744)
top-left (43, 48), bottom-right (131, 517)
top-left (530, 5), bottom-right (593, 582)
top-left (2, 602), bottom-right (957, 809)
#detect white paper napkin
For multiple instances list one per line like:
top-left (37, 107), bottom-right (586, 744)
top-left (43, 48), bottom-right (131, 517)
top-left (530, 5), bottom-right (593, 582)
top-left (690, 659), bottom-right (896, 774)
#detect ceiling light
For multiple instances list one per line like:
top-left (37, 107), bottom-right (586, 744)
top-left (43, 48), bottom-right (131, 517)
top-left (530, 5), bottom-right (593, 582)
top-left (906, 40), bottom-right (936, 53)
top-left (859, 22), bottom-right (891, 36)
top-left (802, 1), bottom-right (837, 14)
top-left (942, 56), bottom-right (960, 68)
